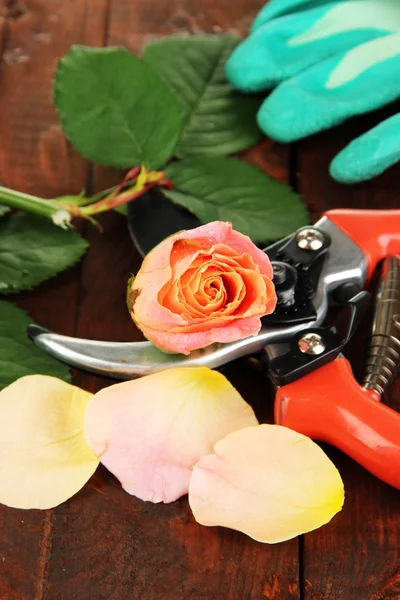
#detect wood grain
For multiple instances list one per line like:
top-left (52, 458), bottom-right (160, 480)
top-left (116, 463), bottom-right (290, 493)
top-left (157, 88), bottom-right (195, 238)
top-left (106, 0), bottom-right (267, 51)
top-left (0, 1), bottom-right (107, 599)
top-left (43, 2), bottom-right (301, 599)
top-left (1, 0), bottom-right (400, 598)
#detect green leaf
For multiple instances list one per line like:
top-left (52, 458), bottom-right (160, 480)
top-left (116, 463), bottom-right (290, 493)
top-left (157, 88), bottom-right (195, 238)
top-left (0, 213), bottom-right (88, 294)
top-left (0, 300), bottom-right (71, 390)
top-left (54, 45), bottom-right (184, 169)
top-left (0, 205), bottom-right (10, 217)
top-left (165, 157), bottom-right (308, 242)
top-left (143, 35), bottom-right (262, 158)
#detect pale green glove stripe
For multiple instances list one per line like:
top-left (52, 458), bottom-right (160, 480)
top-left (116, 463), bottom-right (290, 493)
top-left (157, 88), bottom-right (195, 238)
top-left (258, 44), bottom-right (400, 142)
top-left (226, 22), bottom-right (386, 92)
top-left (327, 33), bottom-right (400, 88)
top-left (290, 0), bottom-right (400, 45)
top-left (330, 114), bottom-right (400, 183)
top-left (251, 0), bottom-right (345, 32)
top-left (226, 1), bottom-right (397, 92)
top-left (229, 0), bottom-right (400, 183)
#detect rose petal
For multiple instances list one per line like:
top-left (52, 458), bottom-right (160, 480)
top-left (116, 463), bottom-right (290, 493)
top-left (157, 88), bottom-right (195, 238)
top-left (0, 375), bottom-right (99, 510)
top-left (139, 315), bottom-right (263, 354)
top-left (130, 222), bottom-right (274, 332)
top-left (84, 367), bottom-right (258, 503)
top-left (189, 424), bottom-right (344, 543)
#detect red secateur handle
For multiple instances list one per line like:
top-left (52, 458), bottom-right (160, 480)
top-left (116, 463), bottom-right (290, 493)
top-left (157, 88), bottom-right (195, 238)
top-left (326, 209), bottom-right (400, 279)
top-left (275, 358), bottom-right (400, 489)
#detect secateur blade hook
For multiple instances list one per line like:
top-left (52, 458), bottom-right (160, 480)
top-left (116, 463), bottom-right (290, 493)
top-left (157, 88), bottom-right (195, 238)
top-left (29, 209), bottom-right (382, 378)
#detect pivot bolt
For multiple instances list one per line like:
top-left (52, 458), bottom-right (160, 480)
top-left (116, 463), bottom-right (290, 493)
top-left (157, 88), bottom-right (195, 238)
top-left (296, 228), bottom-right (324, 251)
top-left (298, 333), bottom-right (326, 355)
top-left (272, 262), bottom-right (287, 284)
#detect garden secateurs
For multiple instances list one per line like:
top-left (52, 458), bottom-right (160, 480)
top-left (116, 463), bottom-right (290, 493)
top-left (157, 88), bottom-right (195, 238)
top-left (28, 209), bottom-right (400, 489)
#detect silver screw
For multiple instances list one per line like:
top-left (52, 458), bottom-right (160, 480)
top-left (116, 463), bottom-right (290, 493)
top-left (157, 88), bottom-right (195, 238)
top-left (297, 228), bottom-right (324, 251)
top-left (272, 262), bottom-right (287, 284)
top-left (298, 333), bottom-right (326, 355)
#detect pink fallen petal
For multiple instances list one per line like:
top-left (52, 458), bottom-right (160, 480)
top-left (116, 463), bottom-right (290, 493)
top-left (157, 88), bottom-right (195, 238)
top-left (84, 367), bottom-right (258, 503)
top-left (189, 424), bottom-right (344, 543)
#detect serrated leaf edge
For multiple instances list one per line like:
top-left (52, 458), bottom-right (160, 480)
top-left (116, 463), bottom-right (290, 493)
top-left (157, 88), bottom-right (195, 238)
top-left (0, 220), bottom-right (89, 295)
top-left (54, 45), bottom-right (146, 168)
top-left (143, 34), bottom-right (256, 160)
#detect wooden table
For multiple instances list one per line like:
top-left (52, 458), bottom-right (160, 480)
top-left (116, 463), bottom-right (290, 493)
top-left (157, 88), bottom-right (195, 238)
top-left (0, 1), bottom-right (399, 599)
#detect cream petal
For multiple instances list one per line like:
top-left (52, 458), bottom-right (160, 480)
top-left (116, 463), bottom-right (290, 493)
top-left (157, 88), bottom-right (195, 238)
top-left (189, 424), bottom-right (344, 543)
top-left (84, 368), bottom-right (258, 503)
top-left (0, 375), bottom-right (99, 510)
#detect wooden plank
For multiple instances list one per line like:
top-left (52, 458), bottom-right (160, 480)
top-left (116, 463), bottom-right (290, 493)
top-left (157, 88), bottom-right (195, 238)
top-left (0, 0), bottom-right (107, 196)
top-left (0, 2), bottom-right (109, 599)
top-left (48, 275), bottom-right (301, 600)
top-left (106, 0), bottom-right (270, 50)
top-left (43, 1), bottom-right (301, 599)
top-left (297, 108), bottom-right (400, 600)
top-left (47, 322), bottom-right (301, 600)
top-left (0, 16), bottom-right (6, 56)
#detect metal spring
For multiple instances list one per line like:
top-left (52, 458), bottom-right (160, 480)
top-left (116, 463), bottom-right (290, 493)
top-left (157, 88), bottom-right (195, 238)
top-left (363, 255), bottom-right (400, 396)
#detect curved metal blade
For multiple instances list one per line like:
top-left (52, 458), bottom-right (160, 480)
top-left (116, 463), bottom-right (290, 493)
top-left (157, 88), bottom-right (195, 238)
top-left (27, 216), bottom-right (368, 379)
top-left (27, 324), bottom-right (272, 378)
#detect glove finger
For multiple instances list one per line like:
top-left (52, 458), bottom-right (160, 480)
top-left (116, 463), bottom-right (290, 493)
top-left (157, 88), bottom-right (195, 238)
top-left (252, 0), bottom-right (347, 32)
top-left (226, 0), bottom-right (399, 92)
top-left (330, 113), bottom-right (400, 184)
top-left (258, 33), bottom-right (400, 142)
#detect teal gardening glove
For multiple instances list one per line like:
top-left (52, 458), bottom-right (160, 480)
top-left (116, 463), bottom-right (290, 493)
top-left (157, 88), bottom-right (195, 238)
top-left (225, 0), bottom-right (400, 184)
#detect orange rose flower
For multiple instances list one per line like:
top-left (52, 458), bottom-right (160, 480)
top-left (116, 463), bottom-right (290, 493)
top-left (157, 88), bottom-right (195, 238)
top-left (127, 221), bottom-right (277, 354)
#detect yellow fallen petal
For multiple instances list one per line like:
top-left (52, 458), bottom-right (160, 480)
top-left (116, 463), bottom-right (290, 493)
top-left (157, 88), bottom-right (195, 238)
top-left (0, 375), bottom-right (99, 510)
top-left (84, 367), bottom-right (258, 503)
top-left (189, 424), bottom-right (344, 543)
